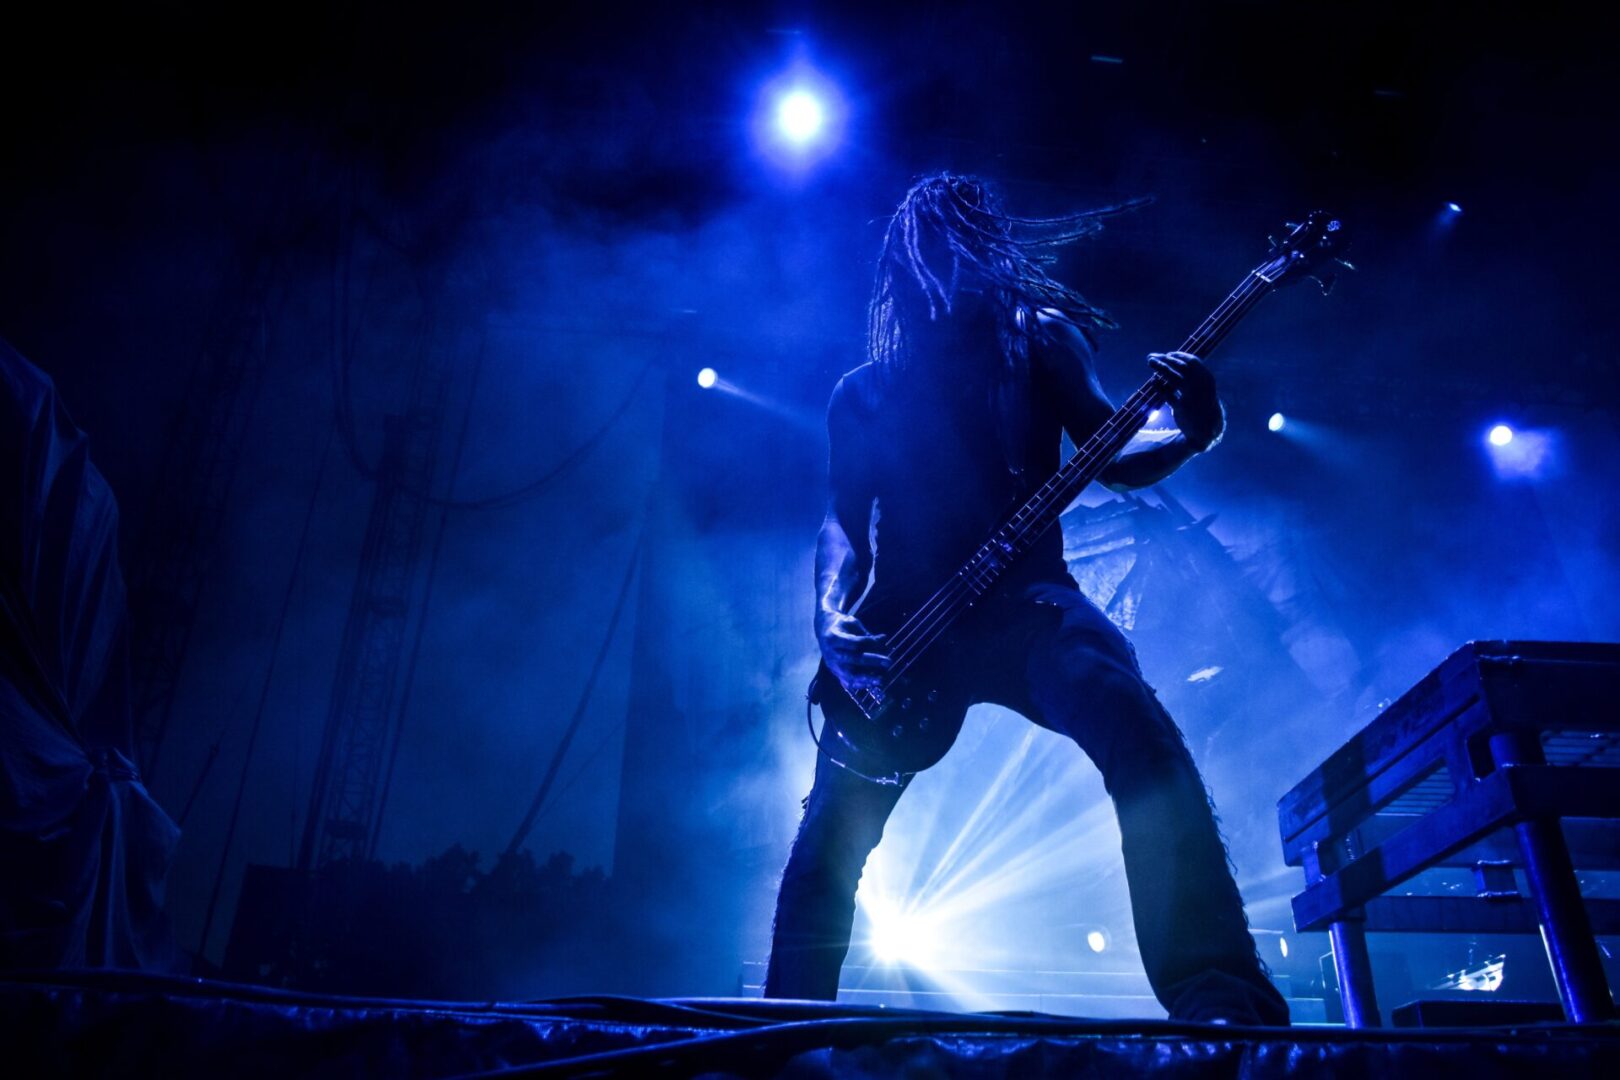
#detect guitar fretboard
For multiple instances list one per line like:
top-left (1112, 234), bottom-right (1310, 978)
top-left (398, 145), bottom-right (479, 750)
top-left (852, 257), bottom-right (1286, 718)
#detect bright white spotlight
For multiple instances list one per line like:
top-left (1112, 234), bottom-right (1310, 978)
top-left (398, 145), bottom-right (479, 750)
top-left (871, 911), bottom-right (937, 968)
top-left (1485, 424), bottom-right (1553, 479)
top-left (1268, 412), bottom-right (1286, 432)
top-left (776, 90), bottom-right (825, 144)
top-left (696, 367), bottom-right (718, 390)
top-left (1086, 930), bottom-right (1108, 953)
top-left (1147, 408), bottom-right (1162, 423)
top-left (1279, 936), bottom-right (1290, 959)
top-left (1446, 201), bottom-right (1463, 214)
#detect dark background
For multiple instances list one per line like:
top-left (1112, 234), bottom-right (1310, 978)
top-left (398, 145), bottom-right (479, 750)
top-left (2, 1), bottom-right (1616, 1004)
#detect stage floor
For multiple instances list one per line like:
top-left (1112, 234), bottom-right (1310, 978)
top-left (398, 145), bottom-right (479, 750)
top-left (3, 971), bottom-right (1616, 1077)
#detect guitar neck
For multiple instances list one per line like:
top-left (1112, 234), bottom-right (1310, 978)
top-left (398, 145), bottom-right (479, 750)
top-left (1005, 264), bottom-right (1276, 547)
top-left (869, 264), bottom-right (1278, 701)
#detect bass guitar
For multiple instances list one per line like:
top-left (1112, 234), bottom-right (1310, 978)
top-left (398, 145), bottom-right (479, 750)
top-left (809, 211), bottom-right (1350, 783)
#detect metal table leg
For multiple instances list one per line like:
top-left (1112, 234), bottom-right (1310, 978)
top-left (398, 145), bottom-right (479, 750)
top-left (1329, 915), bottom-right (1380, 1028)
top-left (1490, 731), bottom-right (1615, 1022)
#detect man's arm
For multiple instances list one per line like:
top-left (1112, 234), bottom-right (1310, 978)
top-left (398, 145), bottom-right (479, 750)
top-left (816, 381), bottom-right (889, 691)
top-left (1034, 310), bottom-right (1223, 492)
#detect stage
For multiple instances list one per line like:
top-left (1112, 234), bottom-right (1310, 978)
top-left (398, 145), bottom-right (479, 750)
top-left (5, 971), bottom-right (1617, 1078)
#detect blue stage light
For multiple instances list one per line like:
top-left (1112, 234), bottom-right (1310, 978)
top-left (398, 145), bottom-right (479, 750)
top-left (776, 89), bottom-right (825, 144)
top-left (1268, 412), bottom-right (1286, 432)
top-left (1087, 929), bottom-right (1108, 953)
top-left (696, 367), bottom-right (718, 390)
top-left (1485, 423), bottom-right (1554, 479)
top-left (753, 64), bottom-right (844, 171)
top-left (1446, 201), bottom-right (1463, 214)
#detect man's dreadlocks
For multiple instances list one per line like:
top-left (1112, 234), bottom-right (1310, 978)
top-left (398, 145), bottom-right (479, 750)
top-left (867, 172), bottom-right (1146, 378)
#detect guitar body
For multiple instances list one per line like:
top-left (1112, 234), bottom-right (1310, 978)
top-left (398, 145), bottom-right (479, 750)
top-left (808, 593), bottom-right (976, 783)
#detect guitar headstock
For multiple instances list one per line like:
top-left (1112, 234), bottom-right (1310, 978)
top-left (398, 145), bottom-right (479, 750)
top-left (1257, 210), bottom-right (1352, 294)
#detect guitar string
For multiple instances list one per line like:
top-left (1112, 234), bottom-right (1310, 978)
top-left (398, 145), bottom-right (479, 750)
top-left (849, 382), bottom-right (1168, 713)
top-left (874, 270), bottom-right (1268, 666)
top-left (866, 269), bottom-right (1267, 674)
top-left (855, 267), bottom-right (1278, 707)
top-left (858, 275), bottom-right (1267, 707)
top-left (863, 386), bottom-right (1161, 691)
top-left (885, 269), bottom-right (1273, 666)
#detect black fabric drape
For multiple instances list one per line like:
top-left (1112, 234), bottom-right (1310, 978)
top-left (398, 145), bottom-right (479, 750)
top-left (0, 338), bottom-right (177, 970)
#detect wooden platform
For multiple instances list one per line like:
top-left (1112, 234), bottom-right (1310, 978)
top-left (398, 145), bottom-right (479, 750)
top-left (1278, 640), bottom-right (1620, 1026)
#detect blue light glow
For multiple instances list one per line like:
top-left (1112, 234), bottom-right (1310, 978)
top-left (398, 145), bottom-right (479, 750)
top-left (1086, 930), bottom-right (1108, 953)
top-left (753, 63), bottom-right (845, 172)
top-left (1484, 424), bottom-right (1556, 480)
top-left (696, 367), bottom-right (718, 390)
top-left (776, 90), bottom-right (825, 144)
top-left (1447, 201), bottom-right (1463, 214)
top-left (1268, 412), bottom-right (1286, 432)
top-left (867, 900), bottom-right (941, 968)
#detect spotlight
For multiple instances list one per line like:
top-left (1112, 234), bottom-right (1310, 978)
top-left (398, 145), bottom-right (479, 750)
top-left (1280, 936), bottom-right (1289, 959)
top-left (1484, 423), bottom-right (1552, 479)
top-left (754, 64), bottom-right (844, 170)
top-left (1086, 929), bottom-right (1108, 953)
top-left (1446, 202), bottom-right (1463, 214)
top-left (1268, 412), bottom-right (1286, 432)
top-left (1147, 408), bottom-right (1162, 423)
top-left (776, 89), bottom-right (825, 144)
top-left (696, 367), bottom-right (718, 390)
top-left (871, 912), bottom-right (936, 967)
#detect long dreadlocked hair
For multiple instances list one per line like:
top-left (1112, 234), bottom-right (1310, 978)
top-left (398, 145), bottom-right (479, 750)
top-left (867, 172), bottom-right (1148, 378)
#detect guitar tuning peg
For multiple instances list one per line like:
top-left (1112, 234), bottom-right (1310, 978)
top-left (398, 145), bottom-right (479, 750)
top-left (1334, 257), bottom-right (1357, 272)
top-left (1283, 221), bottom-right (1300, 231)
top-left (1267, 234), bottom-right (1280, 251)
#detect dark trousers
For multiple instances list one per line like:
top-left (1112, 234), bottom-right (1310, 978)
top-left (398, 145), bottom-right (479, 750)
top-left (763, 580), bottom-right (1290, 1025)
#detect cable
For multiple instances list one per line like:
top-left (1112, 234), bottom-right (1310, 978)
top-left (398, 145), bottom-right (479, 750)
top-left (426, 359), bottom-right (656, 512)
top-left (503, 532), bottom-right (644, 858)
top-left (196, 412), bottom-right (339, 962)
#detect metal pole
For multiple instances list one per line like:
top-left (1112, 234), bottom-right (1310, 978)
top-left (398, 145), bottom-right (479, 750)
top-left (1490, 731), bottom-right (1615, 1022)
top-left (1328, 916), bottom-right (1381, 1028)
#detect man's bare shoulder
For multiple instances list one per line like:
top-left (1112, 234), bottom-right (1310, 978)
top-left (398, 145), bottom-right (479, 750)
top-left (1032, 307), bottom-right (1097, 360)
top-left (829, 362), bottom-right (880, 417)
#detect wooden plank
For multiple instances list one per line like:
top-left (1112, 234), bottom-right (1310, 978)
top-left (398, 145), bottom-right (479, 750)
top-left (1280, 701), bottom-right (1487, 866)
top-left (1279, 641), bottom-right (1620, 848)
top-left (1363, 896), bottom-right (1620, 935)
top-left (1292, 770), bottom-right (1516, 931)
top-left (1279, 643), bottom-right (1483, 843)
top-left (1291, 765), bottom-right (1620, 931)
top-left (1315, 815), bottom-right (1620, 871)
top-left (1478, 654), bottom-right (1620, 739)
